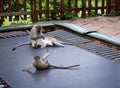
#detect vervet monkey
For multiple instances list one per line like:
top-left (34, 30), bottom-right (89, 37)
top-left (35, 36), bottom-right (64, 48)
top-left (22, 50), bottom-right (80, 71)
top-left (12, 25), bottom-right (43, 50)
top-left (12, 25), bottom-right (71, 51)
top-left (30, 25), bottom-right (45, 48)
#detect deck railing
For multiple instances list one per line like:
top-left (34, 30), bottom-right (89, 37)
top-left (0, 0), bottom-right (119, 25)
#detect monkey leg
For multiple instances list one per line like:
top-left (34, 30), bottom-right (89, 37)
top-left (41, 51), bottom-right (50, 62)
top-left (36, 39), bottom-right (47, 48)
top-left (22, 64), bottom-right (33, 72)
top-left (31, 40), bottom-right (39, 48)
top-left (53, 41), bottom-right (64, 47)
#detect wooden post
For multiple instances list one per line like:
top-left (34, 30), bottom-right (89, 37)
top-left (81, 0), bottom-right (86, 18)
top-left (74, 0), bottom-right (78, 17)
top-left (46, 0), bottom-right (49, 20)
top-left (101, 0), bottom-right (105, 15)
top-left (68, 0), bottom-right (72, 16)
top-left (0, 0), bottom-right (3, 13)
top-left (95, 0), bottom-right (98, 15)
top-left (88, 0), bottom-right (92, 16)
top-left (23, 0), bottom-right (27, 20)
top-left (68, 0), bottom-right (71, 9)
top-left (115, 0), bottom-right (120, 15)
top-left (0, 0), bottom-right (4, 26)
top-left (30, 0), bottom-right (37, 23)
top-left (106, 0), bottom-right (111, 15)
top-left (53, 0), bottom-right (57, 19)
top-left (60, 0), bottom-right (64, 19)
top-left (39, 0), bottom-right (42, 20)
top-left (15, 0), bottom-right (20, 21)
top-left (8, 0), bottom-right (12, 21)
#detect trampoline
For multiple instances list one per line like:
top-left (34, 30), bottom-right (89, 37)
top-left (0, 24), bottom-right (120, 88)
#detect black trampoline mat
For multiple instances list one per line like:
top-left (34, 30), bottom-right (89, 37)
top-left (0, 32), bottom-right (120, 88)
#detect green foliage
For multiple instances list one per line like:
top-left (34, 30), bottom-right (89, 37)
top-left (63, 12), bottom-right (74, 19)
top-left (87, 10), bottom-right (96, 18)
top-left (108, 10), bottom-right (116, 16)
top-left (3, 16), bottom-right (32, 26)
top-left (2, 0), bottom-right (114, 26)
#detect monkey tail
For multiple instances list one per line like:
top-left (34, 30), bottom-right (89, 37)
top-left (61, 42), bottom-right (73, 45)
top-left (50, 64), bottom-right (80, 69)
top-left (12, 42), bottom-right (30, 51)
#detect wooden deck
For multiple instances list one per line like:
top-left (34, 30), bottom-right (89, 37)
top-left (36, 16), bottom-right (120, 38)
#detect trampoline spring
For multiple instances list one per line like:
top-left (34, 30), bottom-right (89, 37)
top-left (0, 35), bottom-right (6, 39)
top-left (0, 31), bottom-right (29, 39)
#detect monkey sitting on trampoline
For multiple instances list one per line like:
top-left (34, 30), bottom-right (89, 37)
top-left (12, 25), bottom-right (67, 51)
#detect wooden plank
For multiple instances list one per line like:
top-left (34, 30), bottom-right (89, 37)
top-left (8, 0), bottom-right (12, 21)
top-left (88, 0), bottom-right (92, 16)
top-left (67, 0), bottom-right (73, 18)
top-left (115, 0), bottom-right (120, 15)
top-left (60, 0), bottom-right (64, 19)
top-left (52, 0), bottom-right (57, 19)
top-left (101, 0), bottom-right (105, 14)
top-left (30, 0), bottom-right (37, 22)
top-left (0, 0), bottom-right (3, 12)
top-left (0, 0), bottom-right (4, 23)
top-left (23, 0), bottom-right (27, 20)
top-left (0, 12), bottom-right (31, 17)
top-left (81, 0), bottom-right (86, 18)
top-left (68, 0), bottom-right (71, 8)
top-left (39, 0), bottom-right (42, 20)
top-left (67, 0), bottom-right (72, 16)
top-left (46, 0), bottom-right (49, 20)
top-left (106, 0), bottom-right (111, 15)
top-left (15, 0), bottom-right (20, 20)
top-left (74, 0), bottom-right (78, 16)
top-left (95, 0), bottom-right (98, 15)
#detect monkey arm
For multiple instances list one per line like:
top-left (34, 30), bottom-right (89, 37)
top-left (41, 49), bottom-right (50, 63)
top-left (26, 30), bottom-right (30, 34)
top-left (53, 41), bottom-right (64, 47)
top-left (41, 52), bottom-right (50, 63)
top-left (40, 58), bottom-right (49, 65)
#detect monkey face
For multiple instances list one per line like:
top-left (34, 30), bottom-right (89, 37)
top-left (35, 28), bottom-right (41, 34)
top-left (36, 44), bottom-right (42, 48)
top-left (33, 43), bottom-right (41, 49)
top-left (37, 29), bottom-right (40, 34)
top-left (34, 25), bottom-right (45, 39)
top-left (35, 26), bottom-right (42, 34)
